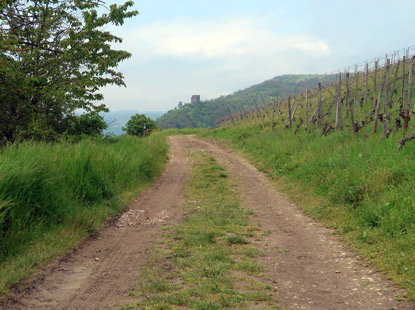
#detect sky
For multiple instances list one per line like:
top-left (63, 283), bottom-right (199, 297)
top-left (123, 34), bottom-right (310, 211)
top-left (100, 0), bottom-right (415, 112)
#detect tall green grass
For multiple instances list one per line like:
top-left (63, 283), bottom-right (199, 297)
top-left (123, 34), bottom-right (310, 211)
top-left (201, 125), bottom-right (415, 299)
top-left (0, 134), bottom-right (168, 295)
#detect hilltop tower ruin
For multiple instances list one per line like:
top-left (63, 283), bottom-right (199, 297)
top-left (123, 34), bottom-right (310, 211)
top-left (191, 95), bottom-right (200, 103)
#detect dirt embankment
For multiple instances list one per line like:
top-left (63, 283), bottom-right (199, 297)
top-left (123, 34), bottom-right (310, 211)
top-left (2, 136), bottom-right (413, 310)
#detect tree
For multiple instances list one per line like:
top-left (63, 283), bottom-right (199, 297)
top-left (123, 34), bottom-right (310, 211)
top-left (67, 113), bottom-right (108, 137)
top-left (0, 0), bottom-right (138, 142)
top-left (123, 114), bottom-right (157, 136)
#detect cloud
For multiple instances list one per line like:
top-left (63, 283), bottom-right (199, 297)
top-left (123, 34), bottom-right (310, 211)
top-left (115, 16), bottom-right (330, 61)
top-left (293, 40), bottom-right (330, 56)
top-left (103, 15), bottom-right (332, 111)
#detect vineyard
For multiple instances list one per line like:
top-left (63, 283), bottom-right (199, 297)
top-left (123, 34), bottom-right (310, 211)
top-left (220, 46), bottom-right (415, 150)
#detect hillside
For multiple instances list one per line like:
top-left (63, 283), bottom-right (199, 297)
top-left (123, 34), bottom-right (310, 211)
top-left (156, 74), bottom-right (326, 129)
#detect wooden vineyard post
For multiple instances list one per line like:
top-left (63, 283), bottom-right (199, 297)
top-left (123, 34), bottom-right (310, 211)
top-left (246, 103), bottom-right (253, 124)
top-left (383, 59), bottom-right (391, 136)
top-left (403, 56), bottom-right (415, 137)
top-left (354, 68), bottom-right (359, 109)
top-left (283, 97), bottom-right (293, 129)
top-left (238, 104), bottom-right (249, 125)
top-left (254, 100), bottom-right (265, 129)
top-left (373, 73), bottom-right (386, 133)
top-left (305, 89), bottom-right (309, 130)
top-left (373, 60), bottom-right (378, 107)
top-left (318, 83), bottom-right (324, 128)
top-left (390, 59), bottom-right (401, 104)
top-left (401, 56), bottom-right (406, 106)
top-left (364, 63), bottom-right (369, 107)
top-left (336, 73), bottom-right (343, 130)
top-left (346, 73), bottom-right (355, 130)
top-left (227, 107), bottom-right (236, 127)
top-left (243, 105), bottom-right (249, 124)
top-left (291, 97), bottom-right (298, 122)
top-left (287, 96), bottom-right (292, 129)
top-left (232, 106), bottom-right (241, 126)
top-left (247, 102), bottom-right (259, 125)
top-left (243, 104), bottom-right (252, 125)
top-left (270, 101), bottom-right (276, 129)
top-left (261, 96), bottom-right (272, 125)
top-left (244, 105), bottom-right (251, 125)
top-left (273, 99), bottom-right (283, 123)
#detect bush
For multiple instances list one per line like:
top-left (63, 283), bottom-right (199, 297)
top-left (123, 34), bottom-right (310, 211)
top-left (123, 114), bottom-right (157, 136)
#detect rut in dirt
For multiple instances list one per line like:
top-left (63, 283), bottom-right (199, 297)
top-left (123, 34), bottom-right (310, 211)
top-left (2, 136), bottom-right (191, 310)
top-left (2, 135), bottom-right (414, 310)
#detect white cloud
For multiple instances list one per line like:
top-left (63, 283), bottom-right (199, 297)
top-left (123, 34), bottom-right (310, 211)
top-left (293, 40), bottom-right (330, 56)
top-left (115, 16), bottom-right (330, 61)
top-left (103, 16), bottom-right (332, 111)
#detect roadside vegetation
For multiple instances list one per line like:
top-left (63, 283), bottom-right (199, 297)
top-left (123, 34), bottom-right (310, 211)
top-left (126, 152), bottom-right (278, 309)
top-left (0, 0), bottom-right (137, 144)
top-left (0, 0), bottom-right (157, 298)
top-left (0, 134), bottom-right (168, 298)
top-left (201, 126), bottom-right (415, 299)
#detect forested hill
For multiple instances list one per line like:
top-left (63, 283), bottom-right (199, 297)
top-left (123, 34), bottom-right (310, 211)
top-left (156, 74), bottom-right (326, 129)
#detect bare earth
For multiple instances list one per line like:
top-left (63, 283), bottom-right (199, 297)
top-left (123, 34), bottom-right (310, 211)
top-left (3, 135), bottom-right (414, 310)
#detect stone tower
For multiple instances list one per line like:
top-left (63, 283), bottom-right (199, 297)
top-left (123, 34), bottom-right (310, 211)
top-left (191, 95), bottom-right (200, 103)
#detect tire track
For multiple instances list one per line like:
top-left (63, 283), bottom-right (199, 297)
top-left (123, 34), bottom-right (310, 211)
top-left (187, 136), bottom-right (413, 310)
top-left (2, 136), bottom-right (191, 310)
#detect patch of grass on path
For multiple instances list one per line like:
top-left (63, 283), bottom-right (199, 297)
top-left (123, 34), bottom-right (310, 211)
top-left (125, 152), bottom-right (278, 310)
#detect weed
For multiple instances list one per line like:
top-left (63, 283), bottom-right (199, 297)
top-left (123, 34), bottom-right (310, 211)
top-left (237, 260), bottom-right (265, 274)
top-left (242, 247), bottom-right (264, 258)
top-left (226, 235), bottom-right (250, 245)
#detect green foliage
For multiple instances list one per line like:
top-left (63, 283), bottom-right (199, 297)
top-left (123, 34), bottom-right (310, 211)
top-left (156, 74), bottom-right (325, 129)
top-left (0, 134), bottom-right (168, 294)
top-left (123, 113), bottom-right (157, 136)
top-left (0, 0), bottom-right (137, 142)
top-left (201, 126), bottom-right (415, 299)
top-left (67, 114), bottom-right (108, 138)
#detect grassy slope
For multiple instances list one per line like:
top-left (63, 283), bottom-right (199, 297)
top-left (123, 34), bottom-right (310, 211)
top-left (0, 134), bottom-right (168, 297)
top-left (201, 125), bottom-right (415, 300)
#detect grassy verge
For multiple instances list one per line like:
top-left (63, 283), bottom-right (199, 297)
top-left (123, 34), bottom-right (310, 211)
top-left (200, 126), bottom-right (415, 300)
top-left (0, 134), bottom-right (168, 298)
top-left (125, 152), bottom-right (278, 310)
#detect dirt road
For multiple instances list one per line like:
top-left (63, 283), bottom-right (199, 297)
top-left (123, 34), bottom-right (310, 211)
top-left (3, 136), bottom-right (413, 309)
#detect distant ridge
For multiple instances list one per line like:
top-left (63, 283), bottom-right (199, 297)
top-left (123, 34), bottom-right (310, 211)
top-left (156, 74), bottom-right (325, 129)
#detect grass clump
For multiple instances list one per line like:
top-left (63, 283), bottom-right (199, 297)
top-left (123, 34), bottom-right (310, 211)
top-left (127, 152), bottom-right (277, 309)
top-left (226, 235), bottom-right (250, 245)
top-left (0, 134), bottom-right (168, 297)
